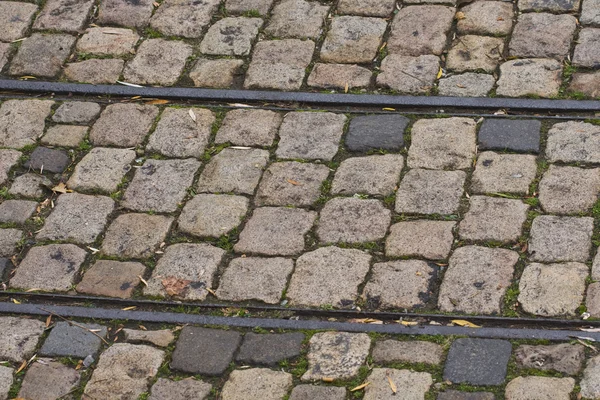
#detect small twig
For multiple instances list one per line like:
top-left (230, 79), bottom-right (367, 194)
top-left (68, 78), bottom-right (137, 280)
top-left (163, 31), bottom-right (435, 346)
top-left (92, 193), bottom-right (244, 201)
top-left (37, 307), bottom-right (109, 345)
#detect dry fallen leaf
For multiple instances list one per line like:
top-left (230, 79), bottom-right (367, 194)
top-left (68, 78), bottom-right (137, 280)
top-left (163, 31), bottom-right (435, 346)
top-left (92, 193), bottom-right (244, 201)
top-left (455, 11), bottom-right (466, 20)
top-left (322, 377), bottom-right (334, 382)
top-left (138, 275), bottom-right (148, 287)
top-left (45, 315), bottom-right (52, 327)
top-left (382, 107), bottom-right (395, 111)
top-left (52, 182), bottom-right (72, 194)
top-left (188, 109), bottom-right (197, 122)
top-left (400, 320), bottom-right (418, 326)
top-left (286, 179), bottom-right (301, 186)
top-left (387, 375), bottom-right (397, 393)
top-left (451, 319), bottom-right (481, 328)
top-left (437, 67), bottom-right (443, 79)
top-left (75, 359), bottom-right (84, 370)
top-left (16, 360), bottom-right (27, 373)
top-left (146, 99), bottom-right (170, 105)
top-left (162, 276), bottom-right (192, 296)
top-left (11, 298), bottom-right (21, 304)
top-left (350, 382), bottom-right (370, 391)
top-left (25, 288), bottom-right (41, 292)
top-left (206, 287), bottom-right (217, 296)
top-left (121, 306), bottom-right (137, 311)
top-left (344, 82), bottom-right (349, 93)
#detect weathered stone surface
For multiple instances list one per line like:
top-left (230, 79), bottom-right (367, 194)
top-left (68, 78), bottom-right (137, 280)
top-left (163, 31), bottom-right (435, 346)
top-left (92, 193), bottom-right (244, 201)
top-left (37, 193), bottom-right (114, 244)
top-left (582, 0), bottom-right (600, 25)
top-left (122, 158), bottom-right (200, 213)
top-left (10, 34), bottom-right (75, 78)
top-left (265, 0), bottom-right (329, 39)
top-left (478, 119), bottom-right (541, 153)
top-left (377, 55), bottom-right (439, 93)
top-left (346, 115), bottom-right (408, 152)
top-left (197, 148), bottom-right (269, 195)
top-left (84, 343), bottom-right (164, 399)
top-left (317, 198), bottom-right (391, 243)
top-left (222, 368), bottom-right (292, 400)
top-left (438, 246), bottom-right (519, 314)
top-left (217, 257), bottom-right (293, 304)
top-left (189, 58), bottom-right (244, 88)
top-left (77, 260), bottom-right (145, 298)
top-left (364, 260), bottom-right (435, 309)
top-left (124, 39), bottom-right (192, 86)
top-left (529, 216), bottom-right (593, 262)
top-left (68, 147), bottom-right (136, 193)
top-left (234, 207), bottom-right (316, 256)
top-left (471, 152), bottom-right (538, 194)
top-left (90, 103), bottom-right (158, 147)
top-left (0, 100), bottom-right (53, 149)
top-left (0, 366), bottom-right (12, 400)
top-left (24, 147), bottom-right (69, 174)
top-left (123, 329), bottom-right (175, 348)
top-left (364, 368), bottom-right (433, 400)
top-left (53, 101), bottom-right (101, 124)
top-left (581, 355), bottom-right (600, 398)
top-left (0, 2), bottom-right (38, 42)
top-left (149, 378), bottom-right (212, 400)
top-left (458, 1), bottom-right (513, 36)
top-left (64, 59), bottom-right (124, 84)
top-left (497, 59), bottom-right (562, 98)
top-left (97, 0), bottom-right (154, 28)
top-left (150, 0), bottom-right (220, 38)
top-left (447, 35), bottom-right (504, 73)
top-left (10, 244), bottom-right (86, 291)
top-left (514, 344), bottom-right (584, 375)
top-left (0, 229), bottom-right (21, 257)
top-left (510, 13), bottom-right (576, 59)
top-left (569, 72), bottom-right (600, 98)
top-left (372, 340), bottom-right (444, 365)
top-left (302, 332), bottom-right (370, 381)
top-left (0, 44), bottom-right (11, 73)
top-left (337, 0), bottom-right (395, 16)
top-left (459, 196), bottom-right (529, 243)
top-left (144, 243), bottom-right (225, 300)
top-left (171, 326), bottom-right (241, 375)
top-left (587, 282), bottom-right (600, 317)
top-left (0, 317), bottom-right (45, 362)
top-left (101, 213), bottom-right (173, 259)
top-left (41, 125), bottom-right (88, 147)
top-left (320, 16), bottom-right (387, 63)
top-left (77, 27), bottom-right (139, 56)
top-left (40, 321), bottom-right (107, 358)
top-left (307, 63), bottom-right (372, 89)
top-left (9, 174), bottom-right (51, 198)
top-left (547, 121), bottom-right (600, 163)
top-left (255, 162), bottom-right (329, 207)
top-left (276, 112), bottom-right (346, 161)
top-left (34, 0), bottom-right (94, 32)
top-left (438, 73), bottom-right (495, 97)
top-left (395, 169), bottom-right (466, 215)
top-left (236, 332), bottom-right (304, 365)
top-left (573, 28), bottom-right (600, 68)
top-left (0, 150), bottom-right (21, 185)
top-left (19, 360), bottom-right (80, 400)
top-left (505, 376), bottom-right (574, 400)
top-left (388, 5), bottom-right (455, 56)
top-left (408, 117), bottom-right (476, 170)
top-left (539, 166), bottom-right (600, 214)
top-left (287, 246), bottom-right (371, 307)
top-left (215, 109), bottom-right (282, 147)
top-left (386, 220), bottom-right (455, 260)
top-left (438, 391), bottom-right (495, 400)
top-left (244, 39), bottom-right (315, 90)
top-left (178, 194), bottom-right (248, 238)
top-left (520, 0), bottom-right (579, 10)
top-left (518, 262), bottom-right (588, 316)
top-left (289, 385), bottom-right (346, 400)
top-left (0, 200), bottom-right (37, 225)
top-left (200, 17), bottom-right (263, 56)
top-left (226, 0), bottom-right (273, 15)
top-left (332, 154), bottom-right (403, 196)
top-left (444, 338), bottom-right (511, 385)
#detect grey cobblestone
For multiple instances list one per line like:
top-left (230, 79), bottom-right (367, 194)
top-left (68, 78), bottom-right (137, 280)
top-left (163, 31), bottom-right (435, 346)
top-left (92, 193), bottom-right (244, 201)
top-left (528, 216), bottom-right (593, 263)
top-left (457, 1), bottom-right (514, 36)
top-left (386, 220), bottom-right (455, 260)
top-left (41, 125), bottom-right (88, 148)
top-left (471, 152), bottom-right (538, 194)
top-left (124, 39), bottom-right (192, 86)
top-left (34, 0), bottom-right (94, 32)
top-left (76, 27), bottom-right (139, 56)
top-left (320, 16), bottom-right (387, 64)
top-left (189, 58), bottom-right (244, 89)
top-left (64, 59), bottom-right (124, 84)
top-left (9, 34), bottom-right (75, 78)
top-left (0, 200), bottom-right (37, 225)
top-left (101, 213), bottom-right (173, 258)
top-left (265, 0), bottom-right (329, 39)
top-left (18, 359), bottom-right (80, 400)
top-left (215, 109), bottom-right (282, 147)
top-left (200, 17), bottom-right (263, 56)
top-left (0, 100), bottom-right (54, 149)
top-left (331, 154), bottom-right (403, 196)
top-left (372, 340), bottom-right (444, 365)
top-left (497, 59), bottom-right (562, 98)
top-left (90, 103), bottom-right (158, 147)
top-left (67, 147), bottom-right (136, 193)
top-left (395, 169), bottom-right (466, 215)
top-left (9, 174), bottom-right (51, 198)
top-left (178, 194), bottom-right (249, 238)
top-left (150, 0), bottom-right (219, 38)
top-left (77, 260), bottom-right (146, 298)
top-left (0, 2), bottom-right (38, 42)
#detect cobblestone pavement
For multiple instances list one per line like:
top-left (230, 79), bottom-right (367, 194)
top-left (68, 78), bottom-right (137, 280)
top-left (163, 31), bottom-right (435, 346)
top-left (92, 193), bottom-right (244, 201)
top-left (2, 97), bottom-right (600, 321)
top-left (0, 0), bottom-right (598, 98)
top-left (0, 314), bottom-right (597, 399)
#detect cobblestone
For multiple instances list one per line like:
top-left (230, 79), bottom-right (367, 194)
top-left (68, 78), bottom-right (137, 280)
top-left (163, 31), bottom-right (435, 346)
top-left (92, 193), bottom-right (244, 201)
top-left (582, 0), bottom-right (600, 25)
top-left (90, 103), bottom-right (158, 147)
top-left (189, 58), bottom-right (244, 88)
top-left (478, 119), bottom-right (541, 153)
top-left (24, 147), bottom-right (69, 174)
top-left (364, 368), bottom-right (433, 400)
top-left (97, 0), bottom-right (154, 28)
top-left (457, 1), bottom-right (514, 36)
top-left (497, 59), bottom-right (562, 98)
top-left (217, 257), bottom-right (293, 304)
top-left (0, 44), bottom-right (10, 73)
top-left (0, 229), bottom-right (21, 257)
top-left (10, 244), bottom-right (87, 292)
top-left (510, 13), bottom-right (576, 59)
top-left (101, 213), bottom-right (173, 258)
top-left (41, 125), bottom-right (88, 148)
top-left (149, 378), bottom-right (212, 400)
top-left (0, 150), bottom-right (21, 185)
top-left (265, 0), bottom-right (329, 39)
top-left (331, 154), bottom-right (403, 196)
top-left (287, 246), bottom-right (371, 307)
top-left (9, 174), bottom-right (51, 198)
top-left (0, 317), bottom-right (45, 362)
top-left (289, 385), bottom-right (346, 400)
top-left (67, 147), bottom-right (136, 193)
top-left (372, 340), bottom-right (444, 365)
top-left (9, 33), bottom-right (75, 78)
top-left (547, 121), bottom-right (600, 163)
top-left (395, 169), bottom-right (466, 215)
top-left (215, 109), bottom-right (282, 147)
top-left (76, 27), bottom-right (139, 56)
top-left (150, 0), bottom-right (219, 38)
top-left (320, 16), bottom-right (387, 64)
top-left (437, 73), bottom-right (495, 97)
top-left (471, 152), bottom-right (538, 194)
top-left (144, 243), bottom-right (225, 300)
top-left (438, 246), bottom-right (519, 314)
top-left (0, 2), bottom-right (38, 42)
top-left (444, 338), bottom-right (512, 385)
top-left (40, 321), bottom-right (107, 358)
top-left (377, 55), bottom-right (440, 93)
top-left (33, 0), bottom-right (94, 32)
top-left (539, 165), bottom-right (600, 214)
top-left (345, 115), bottom-right (408, 152)
top-left (200, 17), bottom-right (263, 56)
top-left (447, 36), bottom-right (504, 73)
top-left (18, 360), bottom-right (80, 400)
top-left (337, 0), bottom-right (395, 16)
top-left (64, 59), bottom-right (124, 84)
top-left (386, 220), bottom-right (455, 260)
top-left (222, 368), bottom-right (292, 400)
top-left (0, 200), bottom-right (37, 225)
top-left (505, 376), bottom-right (574, 399)
top-left (573, 28), bottom-right (600, 68)
top-left (236, 332), bottom-right (304, 365)
top-left (528, 216), bottom-right (593, 263)
top-left (581, 355), bottom-right (600, 398)
top-left (77, 260), bottom-right (145, 298)
top-left (0, 100), bottom-right (54, 149)
top-left (569, 72), bottom-right (600, 97)
top-left (226, 0), bottom-right (273, 15)
top-left (307, 63), bottom-right (372, 90)
top-left (518, 262), bottom-right (588, 316)
top-left (514, 343), bottom-right (585, 375)
top-left (0, 366), bottom-right (11, 400)
top-left (124, 39), bottom-right (192, 86)
top-left (178, 194), bottom-right (249, 238)
top-left (123, 329), bottom-right (175, 348)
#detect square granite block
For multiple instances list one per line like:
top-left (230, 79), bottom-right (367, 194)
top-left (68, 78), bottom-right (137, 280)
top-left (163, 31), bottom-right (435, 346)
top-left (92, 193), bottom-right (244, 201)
top-left (0, 100), bottom-right (53, 150)
top-left (67, 148), bottom-right (136, 193)
top-left (76, 27), bottom-right (139, 56)
top-left (386, 220), bottom-right (456, 260)
top-left (337, 0), bottom-right (396, 16)
top-left (149, 0), bottom-right (219, 38)
top-left (222, 369), bottom-right (292, 399)
top-left (52, 102), bottom-right (101, 124)
top-left (496, 59), bottom-right (562, 98)
top-left (90, 103), bottom-right (159, 147)
top-left (377, 54), bottom-right (440, 94)
top-left (200, 17), bottom-right (263, 56)
top-left (546, 121), bottom-right (600, 163)
top-left (478, 119), bottom-right (541, 153)
top-left (0, 2), bottom-right (38, 42)
top-left (77, 260), bottom-right (145, 298)
top-left (236, 332), bottom-right (304, 365)
top-left (178, 194), bottom-right (249, 238)
top-left (471, 152), bottom-right (538, 194)
top-left (364, 369), bottom-right (433, 399)
top-left (101, 213), bottom-right (173, 259)
top-left (0, 317), bottom-right (45, 362)
top-left (189, 58), bottom-right (244, 89)
top-left (458, 1), bottom-right (514, 36)
top-left (18, 360), bottom-right (80, 400)
top-left (9, 33), bottom-right (76, 78)
top-left (528, 216), bottom-right (593, 263)
top-left (24, 147), bottom-right (70, 174)
top-left (0, 200), bottom-right (37, 225)
top-left (331, 154), bottom-right (403, 196)
top-left (124, 39), bottom-right (192, 86)
top-left (226, 0), bottom-right (274, 15)
top-left (171, 327), bottom-right (241, 375)
top-left (395, 169), bottom-right (466, 215)
top-left (444, 338), bottom-right (512, 385)
top-left (320, 16), bottom-right (387, 64)
top-left (9, 174), bottom-right (51, 199)
top-left (33, 0), bottom-right (95, 32)
top-left (0, 229), bottom-right (22, 257)
top-left (40, 321), bottom-right (107, 358)
top-left (539, 165), bottom-right (600, 214)
top-left (573, 28), bottom-right (600, 68)
top-left (509, 13), bottom-right (577, 60)
top-left (265, 0), bottom-right (329, 39)
top-left (41, 125), bottom-right (88, 148)
top-left (215, 109), bottom-right (282, 147)
top-left (345, 115), bottom-right (409, 152)
top-left (97, 0), bottom-right (154, 28)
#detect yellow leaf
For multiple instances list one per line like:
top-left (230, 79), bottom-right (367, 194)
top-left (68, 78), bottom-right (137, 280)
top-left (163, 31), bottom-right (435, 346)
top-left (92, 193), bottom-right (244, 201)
top-left (387, 376), bottom-right (397, 393)
top-left (146, 99), bottom-right (169, 105)
top-left (344, 82), bottom-right (349, 93)
top-left (16, 360), bottom-right (27, 373)
top-left (45, 315), bottom-right (52, 327)
top-left (131, 96), bottom-right (142, 100)
top-left (455, 11), bottom-right (466, 20)
top-left (286, 179), bottom-right (300, 186)
top-left (75, 359), bottom-right (83, 370)
top-left (400, 320), bottom-right (418, 326)
top-left (437, 67), bottom-right (443, 79)
top-left (451, 319), bottom-right (481, 328)
top-left (121, 306), bottom-right (137, 311)
top-left (205, 287), bottom-right (217, 296)
top-left (52, 182), bottom-right (72, 194)
top-left (19, 76), bottom-right (37, 80)
top-left (322, 377), bottom-right (334, 382)
top-left (350, 382), bottom-right (370, 391)
top-left (11, 298), bottom-right (21, 304)
top-left (382, 107), bottom-right (395, 111)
